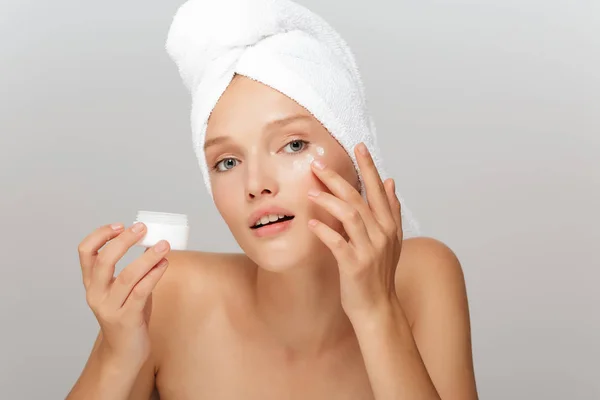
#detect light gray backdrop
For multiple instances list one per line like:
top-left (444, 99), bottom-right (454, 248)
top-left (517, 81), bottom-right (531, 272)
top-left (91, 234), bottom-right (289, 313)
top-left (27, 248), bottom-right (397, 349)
top-left (1, 0), bottom-right (598, 399)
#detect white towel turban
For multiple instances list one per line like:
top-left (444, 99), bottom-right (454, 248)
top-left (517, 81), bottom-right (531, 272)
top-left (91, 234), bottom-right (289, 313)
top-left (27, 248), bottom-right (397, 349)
top-left (165, 0), bottom-right (421, 238)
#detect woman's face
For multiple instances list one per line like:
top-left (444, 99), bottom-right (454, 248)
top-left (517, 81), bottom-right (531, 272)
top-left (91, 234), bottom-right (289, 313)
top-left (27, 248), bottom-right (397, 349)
top-left (205, 74), bottom-right (359, 272)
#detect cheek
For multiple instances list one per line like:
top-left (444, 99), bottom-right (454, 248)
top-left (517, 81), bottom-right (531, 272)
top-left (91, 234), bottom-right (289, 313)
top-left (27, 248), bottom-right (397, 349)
top-left (291, 153), bottom-right (314, 175)
top-left (279, 151), bottom-right (315, 180)
top-left (212, 178), bottom-right (243, 226)
top-left (278, 150), bottom-right (329, 192)
top-left (212, 177), bottom-right (232, 204)
top-left (292, 146), bottom-right (325, 176)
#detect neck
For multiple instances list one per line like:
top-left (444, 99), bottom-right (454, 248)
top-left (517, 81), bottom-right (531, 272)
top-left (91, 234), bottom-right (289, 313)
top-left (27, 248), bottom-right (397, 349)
top-left (251, 253), bottom-right (353, 356)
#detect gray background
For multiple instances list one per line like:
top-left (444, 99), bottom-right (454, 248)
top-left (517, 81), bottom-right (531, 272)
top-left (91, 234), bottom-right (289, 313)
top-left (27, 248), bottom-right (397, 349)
top-left (1, 0), bottom-right (598, 398)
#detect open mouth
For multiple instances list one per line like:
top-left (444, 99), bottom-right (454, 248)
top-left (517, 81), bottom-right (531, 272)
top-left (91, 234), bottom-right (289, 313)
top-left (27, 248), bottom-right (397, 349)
top-left (251, 214), bottom-right (295, 229)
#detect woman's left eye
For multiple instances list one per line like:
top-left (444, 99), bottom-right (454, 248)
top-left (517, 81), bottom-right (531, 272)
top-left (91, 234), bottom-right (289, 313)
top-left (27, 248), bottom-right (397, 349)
top-left (283, 139), bottom-right (308, 153)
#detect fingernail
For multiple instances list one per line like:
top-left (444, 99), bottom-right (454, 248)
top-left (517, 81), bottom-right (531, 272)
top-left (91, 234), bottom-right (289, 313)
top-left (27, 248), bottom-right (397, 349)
top-left (111, 223), bottom-right (124, 231)
top-left (131, 222), bottom-right (145, 233)
top-left (154, 240), bottom-right (169, 253)
top-left (312, 159), bottom-right (326, 170)
top-left (358, 142), bottom-right (368, 155)
top-left (308, 189), bottom-right (320, 197)
top-left (308, 219), bottom-right (318, 227)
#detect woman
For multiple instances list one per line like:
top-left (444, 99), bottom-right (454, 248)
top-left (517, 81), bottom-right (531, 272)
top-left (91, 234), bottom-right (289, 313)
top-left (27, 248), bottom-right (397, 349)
top-left (67, 1), bottom-right (478, 399)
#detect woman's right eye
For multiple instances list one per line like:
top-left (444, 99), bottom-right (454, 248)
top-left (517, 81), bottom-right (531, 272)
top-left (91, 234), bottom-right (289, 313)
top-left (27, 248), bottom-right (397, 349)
top-left (215, 158), bottom-right (239, 172)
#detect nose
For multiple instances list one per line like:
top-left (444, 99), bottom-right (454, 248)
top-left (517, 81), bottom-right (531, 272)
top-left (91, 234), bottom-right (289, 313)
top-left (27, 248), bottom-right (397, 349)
top-left (244, 155), bottom-right (279, 200)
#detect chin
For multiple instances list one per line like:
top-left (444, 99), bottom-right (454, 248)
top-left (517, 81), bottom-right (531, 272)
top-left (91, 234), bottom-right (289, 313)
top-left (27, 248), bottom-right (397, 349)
top-left (237, 229), bottom-right (324, 273)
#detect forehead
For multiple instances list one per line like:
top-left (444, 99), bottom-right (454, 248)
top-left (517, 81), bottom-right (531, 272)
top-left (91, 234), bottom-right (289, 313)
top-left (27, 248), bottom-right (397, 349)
top-left (206, 74), bottom-right (317, 137)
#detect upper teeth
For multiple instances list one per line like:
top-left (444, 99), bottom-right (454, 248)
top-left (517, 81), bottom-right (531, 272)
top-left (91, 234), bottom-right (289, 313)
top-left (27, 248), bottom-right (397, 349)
top-left (255, 214), bottom-right (287, 227)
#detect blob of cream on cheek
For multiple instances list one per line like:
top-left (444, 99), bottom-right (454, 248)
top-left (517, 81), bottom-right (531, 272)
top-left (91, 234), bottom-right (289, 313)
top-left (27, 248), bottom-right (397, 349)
top-left (292, 153), bottom-right (315, 174)
top-left (290, 146), bottom-right (326, 174)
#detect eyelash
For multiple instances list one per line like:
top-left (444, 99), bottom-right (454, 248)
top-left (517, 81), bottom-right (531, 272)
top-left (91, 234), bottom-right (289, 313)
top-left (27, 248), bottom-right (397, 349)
top-left (211, 139), bottom-right (310, 173)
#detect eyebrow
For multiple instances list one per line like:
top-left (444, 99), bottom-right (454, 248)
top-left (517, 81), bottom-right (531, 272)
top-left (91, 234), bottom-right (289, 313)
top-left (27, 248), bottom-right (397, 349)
top-left (203, 136), bottom-right (231, 151)
top-left (203, 114), bottom-right (313, 151)
top-left (266, 114), bottom-right (313, 129)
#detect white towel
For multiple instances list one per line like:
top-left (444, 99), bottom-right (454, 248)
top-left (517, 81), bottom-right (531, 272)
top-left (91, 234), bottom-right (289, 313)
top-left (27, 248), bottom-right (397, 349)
top-left (165, 0), bottom-right (421, 238)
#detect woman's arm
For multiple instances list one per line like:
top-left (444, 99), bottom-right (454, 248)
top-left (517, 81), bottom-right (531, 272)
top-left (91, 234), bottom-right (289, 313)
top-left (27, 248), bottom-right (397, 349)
top-left (353, 237), bottom-right (478, 400)
top-left (305, 145), bottom-right (477, 399)
top-left (66, 330), bottom-right (156, 400)
top-left (354, 299), bottom-right (441, 399)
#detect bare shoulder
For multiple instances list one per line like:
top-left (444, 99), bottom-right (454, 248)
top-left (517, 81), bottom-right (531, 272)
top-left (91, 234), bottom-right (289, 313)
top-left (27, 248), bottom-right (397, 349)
top-left (395, 236), bottom-right (467, 327)
top-left (146, 250), bottom-right (251, 364)
top-left (149, 249), bottom-right (253, 314)
top-left (395, 237), bottom-right (479, 399)
top-left (159, 249), bottom-right (250, 292)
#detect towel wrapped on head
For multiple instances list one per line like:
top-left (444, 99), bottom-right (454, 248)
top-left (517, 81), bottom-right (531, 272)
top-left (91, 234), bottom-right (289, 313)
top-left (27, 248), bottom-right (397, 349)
top-left (165, 0), bottom-right (421, 238)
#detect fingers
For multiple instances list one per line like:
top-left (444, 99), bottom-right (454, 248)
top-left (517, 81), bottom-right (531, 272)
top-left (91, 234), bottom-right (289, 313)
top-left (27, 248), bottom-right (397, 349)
top-left (108, 240), bottom-right (171, 309)
top-left (310, 158), bottom-right (380, 239)
top-left (384, 178), bottom-right (403, 240)
top-left (90, 222), bottom-right (147, 295)
top-left (354, 143), bottom-right (394, 227)
top-left (122, 258), bottom-right (169, 314)
top-left (308, 219), bottom-right (352, 262)
top-left (308, 190), bottom-right (371, 249)
top-left (311, 159), bottom-right (364, 207)
top-left (78, 223), bottom-right (125, 288)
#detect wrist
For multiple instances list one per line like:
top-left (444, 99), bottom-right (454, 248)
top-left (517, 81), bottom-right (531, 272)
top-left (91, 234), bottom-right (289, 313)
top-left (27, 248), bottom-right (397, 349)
top-left (98, 343), bottom-right (147, 378)
top-left (349, 298), bottom-right (405, 336)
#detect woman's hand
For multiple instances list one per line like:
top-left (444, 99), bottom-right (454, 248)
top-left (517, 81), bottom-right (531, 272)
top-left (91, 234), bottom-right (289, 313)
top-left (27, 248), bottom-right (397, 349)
top-left (307, 142), bottom-right (404, 322)
top-left (77, 222), bottom-right (171, 368)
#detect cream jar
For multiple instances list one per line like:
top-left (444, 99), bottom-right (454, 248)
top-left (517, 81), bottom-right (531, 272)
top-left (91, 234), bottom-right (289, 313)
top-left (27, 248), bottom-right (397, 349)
top-left (133, 211), bottom-right (189, 250)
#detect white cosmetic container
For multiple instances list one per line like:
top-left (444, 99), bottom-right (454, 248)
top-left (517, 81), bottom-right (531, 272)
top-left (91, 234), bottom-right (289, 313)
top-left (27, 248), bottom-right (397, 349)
top-left (133, 211), bottom-right (189, 250)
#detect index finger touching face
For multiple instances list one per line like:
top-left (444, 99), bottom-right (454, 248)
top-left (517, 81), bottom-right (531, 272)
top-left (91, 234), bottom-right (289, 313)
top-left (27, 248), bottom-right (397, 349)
top-left (354, 143), bottom-right (393, 222)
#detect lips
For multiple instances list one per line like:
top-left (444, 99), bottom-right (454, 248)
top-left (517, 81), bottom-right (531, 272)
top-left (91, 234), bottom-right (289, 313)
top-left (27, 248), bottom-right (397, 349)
top-left (251, 217), bottom-right (294, 238)
top-left (248, 206), bottom-right (295, 229)
top-left (251, 214), bottom-right (294, 229)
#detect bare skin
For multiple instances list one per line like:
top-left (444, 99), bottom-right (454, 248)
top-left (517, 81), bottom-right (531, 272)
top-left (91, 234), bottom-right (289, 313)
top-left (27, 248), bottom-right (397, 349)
top-left (67, 75), bottom-right (478, 400)
top-left (142, 238), bottom-right (475, 400)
